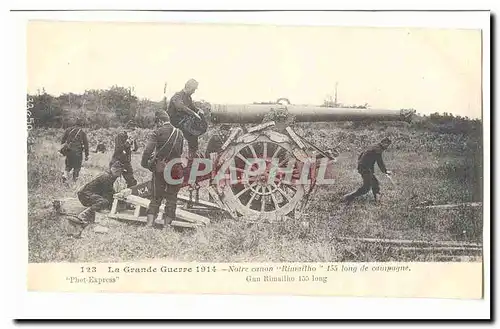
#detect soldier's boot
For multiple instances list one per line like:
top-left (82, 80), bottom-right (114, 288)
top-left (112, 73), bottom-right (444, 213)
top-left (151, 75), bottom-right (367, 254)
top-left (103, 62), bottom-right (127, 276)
top-left (73, 168), bottom-right (82, 182)
top-left (62, 170), bottom-right (71, 183)
top-left (146, 214), bottom-right (155, 227)
top-left (162, 205), bottom-right (176, 229)
top-left (342, 192), bottom-right (355, 204)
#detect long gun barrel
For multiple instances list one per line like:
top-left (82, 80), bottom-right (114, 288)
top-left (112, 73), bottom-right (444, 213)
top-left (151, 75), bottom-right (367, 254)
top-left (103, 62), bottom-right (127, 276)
top-left (209, 104), bottom-right (415, 124)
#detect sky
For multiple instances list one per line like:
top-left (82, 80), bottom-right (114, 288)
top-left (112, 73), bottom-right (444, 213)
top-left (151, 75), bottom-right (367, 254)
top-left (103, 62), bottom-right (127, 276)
top-left (27, 21), bottom-right (483, 118)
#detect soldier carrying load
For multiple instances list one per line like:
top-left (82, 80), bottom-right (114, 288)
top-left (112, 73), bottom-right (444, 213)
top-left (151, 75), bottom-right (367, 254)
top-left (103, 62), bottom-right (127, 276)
top-left (167, 79), bottom-right (208, 159)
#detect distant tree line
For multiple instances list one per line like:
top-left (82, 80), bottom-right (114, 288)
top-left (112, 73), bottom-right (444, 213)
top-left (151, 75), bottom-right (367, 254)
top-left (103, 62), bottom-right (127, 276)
top-left (27, 86), bottom-right (482, 138)
top-left (27, 86), bottom-right (164, 129)
top-left (412, 111), bottom-right (482, 136)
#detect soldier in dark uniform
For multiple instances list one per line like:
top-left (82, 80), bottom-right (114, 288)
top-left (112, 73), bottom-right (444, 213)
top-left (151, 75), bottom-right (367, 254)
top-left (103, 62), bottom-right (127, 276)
top-left (343, 137), bottom-right (392, 203)
top-left (205, 124), bottom-right (231, 158)
top-left (75, 161), bottom-right (124, 224)
top-left (141, 110), bottom-right (185, 229)
top-left (167, 79), bottom-right (206, 159)
top-left (110, 120), bottom-right (139, 188)
top-left (204, 124), bottom-right (231, 202)
top-left (61, 119), bottom-right (89, 182)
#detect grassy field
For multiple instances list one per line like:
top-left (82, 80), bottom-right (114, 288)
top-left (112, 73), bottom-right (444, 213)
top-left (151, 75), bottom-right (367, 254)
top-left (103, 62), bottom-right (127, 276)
top-left (27, 122), bottom-right (483, 263)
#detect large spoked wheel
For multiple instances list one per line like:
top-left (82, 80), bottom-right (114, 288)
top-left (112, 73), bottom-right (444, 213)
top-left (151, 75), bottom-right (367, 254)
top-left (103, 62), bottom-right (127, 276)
top-left (215, 132), bottom-right (309, 221)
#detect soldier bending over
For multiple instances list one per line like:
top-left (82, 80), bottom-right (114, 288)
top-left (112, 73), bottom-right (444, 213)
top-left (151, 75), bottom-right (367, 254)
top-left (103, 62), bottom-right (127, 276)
top-left (76, 161), bottom-right (124, 224)
top-left (343, 137), bottom-right (392, 204)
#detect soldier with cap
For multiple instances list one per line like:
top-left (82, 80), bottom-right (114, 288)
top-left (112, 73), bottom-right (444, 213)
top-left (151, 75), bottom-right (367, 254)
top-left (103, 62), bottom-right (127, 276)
top-left (110, 120), bottom-right (139, 188)
top-left (60, 118), bottom-right (89, 182)
top-left (205, 124), bottom-right (232, 158)
top-left (141, 110), bottom-right (185, 229)
top-left (75, 160), bottom-right (124, 224)
top-left (343, 137), bottom-right (393, 204)
top-left (167, 79), bottom-right (208, 159)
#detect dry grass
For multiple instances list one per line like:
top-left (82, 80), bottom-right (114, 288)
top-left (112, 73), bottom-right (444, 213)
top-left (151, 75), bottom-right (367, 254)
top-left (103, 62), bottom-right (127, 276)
top-left (27, 124), bottom-right (483, 263)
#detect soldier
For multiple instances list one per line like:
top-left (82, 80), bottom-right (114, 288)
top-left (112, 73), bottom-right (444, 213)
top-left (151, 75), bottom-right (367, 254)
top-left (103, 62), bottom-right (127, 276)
top-left (343, 137), bottom-right (393, 204)
top-left (60, 118), bottom-right (89, 182)
top-left (141, 110), bottom-right (185, 229)
top-left (110, 120), bottom-right (138, 188)
top-left (75, 160), bottom-right (124, 224)
top-left (94, 140), bottom-right (106, 153)
top-left (205, 124), bottom-right (231, 158)
top-left (167, 79), bottom-right (207, 159)
top-left (204, 124), bottom-right (231, 202)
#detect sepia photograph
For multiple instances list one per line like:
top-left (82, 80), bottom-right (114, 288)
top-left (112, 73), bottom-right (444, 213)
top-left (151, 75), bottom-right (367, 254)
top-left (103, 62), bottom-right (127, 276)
top-left (25, 19), bottom-right (485, 267)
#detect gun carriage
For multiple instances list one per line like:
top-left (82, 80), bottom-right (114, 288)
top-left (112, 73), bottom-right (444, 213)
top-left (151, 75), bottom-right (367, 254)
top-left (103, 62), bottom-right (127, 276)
top-left (108, 100), bottom-right (414, 227)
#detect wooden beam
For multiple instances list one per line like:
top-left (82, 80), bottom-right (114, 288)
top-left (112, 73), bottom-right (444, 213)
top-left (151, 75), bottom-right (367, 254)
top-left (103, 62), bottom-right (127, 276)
top-left (221, 127), bottom-right (242, 151)
top-left (171, 220), bottom-right (203, 228)
top-left (331, 236), bottom-right (482, 248)
top-left (414, 202), bottom-right (482, 210)
top-left (396, 246), bottom-right (483, 252)
top-left (177, 208), bottom-right (210, 225)
top-left (110, 199), bottom-right (118, 216)
top-left (124, 194), bottom-right (150, 208)
top-left (133, 204), bottom-right (141, 217)
top-left (177, 193), bottom-right (223, 210)
top-left (116, 194), bottom-right (210, 225)
top-left (285, 127), bottom-right (306, 149)
top-left (107, 212), bottom-right (201, 228)
top-left (247, 121), bottom-right (275, 133)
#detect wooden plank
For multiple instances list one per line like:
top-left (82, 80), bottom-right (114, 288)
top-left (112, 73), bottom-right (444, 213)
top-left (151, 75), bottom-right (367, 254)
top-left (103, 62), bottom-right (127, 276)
top-left (107, 212), bottom-right (201, 229)
top-left (247, 121), bottom-right (275, 133)
top-left (414, 202), bottom-right (482, 210)
top-left (110, 198), bottom-right (118, 215)
top-left (171, 220), bottom-right (202, 228)
top-left (108, 212), bottom-right (147, 222)
top-left (177, 208), bottom-right (210, 225)
top-left (115, 194), bottom-right (210, 225)
top-left (133, 205), bottom-right (142, 217)
top-left (116, 181), bottom-right (150, 196)
top-left (395, 246), bottom-right (483, 252)
top-left (285, 127), bottom-right (306, 149)
top-left (125, 184), bottom-right (222, 210)
top-left (221, 127), bottom-right (242, 151)
top-left (124, 194), bottom-right (150, 208)
top-left (206, 186), bottom-right (225, 209)
top-left (177, 193), bottom-right (222, 210)
top-left (331, 236), bottom-right (482, 248)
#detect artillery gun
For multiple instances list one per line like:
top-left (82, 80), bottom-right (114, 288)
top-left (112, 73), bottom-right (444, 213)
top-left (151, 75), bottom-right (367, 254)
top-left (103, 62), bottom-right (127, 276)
top-left (109, 100), bottom-right (414, 228)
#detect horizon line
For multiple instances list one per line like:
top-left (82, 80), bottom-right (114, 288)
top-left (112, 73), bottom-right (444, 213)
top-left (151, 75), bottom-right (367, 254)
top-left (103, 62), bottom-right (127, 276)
top-left (26, 87), bottom-right (483, 120)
